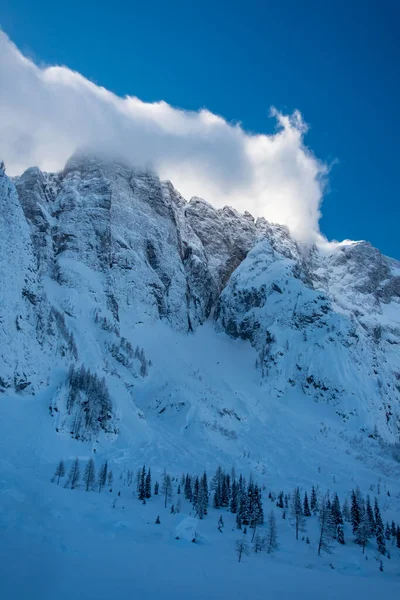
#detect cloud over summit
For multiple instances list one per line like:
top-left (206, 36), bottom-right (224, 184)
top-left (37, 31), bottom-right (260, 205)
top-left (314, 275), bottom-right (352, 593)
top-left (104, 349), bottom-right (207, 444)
top-left (0, 31), bottom-right (328, 242)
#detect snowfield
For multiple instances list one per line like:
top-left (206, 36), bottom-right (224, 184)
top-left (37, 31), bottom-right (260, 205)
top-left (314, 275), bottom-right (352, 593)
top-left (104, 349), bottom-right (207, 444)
top-left (0, 157), bottom-right (400, 598)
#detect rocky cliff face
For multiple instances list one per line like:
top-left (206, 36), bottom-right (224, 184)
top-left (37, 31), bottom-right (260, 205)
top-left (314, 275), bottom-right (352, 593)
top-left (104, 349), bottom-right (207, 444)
top-left (1, 155), bottom-right (400, 449)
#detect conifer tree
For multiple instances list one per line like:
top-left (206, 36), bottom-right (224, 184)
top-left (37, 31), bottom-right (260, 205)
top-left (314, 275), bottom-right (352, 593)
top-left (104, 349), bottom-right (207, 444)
top-left (303, 492), bottom-right (311, 517)
top-left (193, 476), bottom-right (200, 509)
top-left (366, 495), bottom-right (375, 535)
top-left (342, 497), bottom-right (351, 522)
top-left (162, 474), bottom-right (172, 508)
top-left (155, 515), bottom-right (160, 524)
top-left (396, 525), bottom-right (400, 549)
top-left (83, 458), bottom-right (96, 492)
top-left (276, 491), bottom-right (284, 509)
top-left (138, 465), bottom-right (146, 501)
top-left (374, 498), bottom-right (386, 555)
top-left (291, 487), bottom-right (305, 540)
top-left (331, 493), bottom-right (343, 529)
top-left (98, 460), bottom-right (108, 493)
top-left (250, 485), bottom-right (264, 529)
top-left (145, 468), bottom-right (152, 499)
top-left (217, 515), bottom-right (224, 532)
top-left (230, 480), bottom-right (239, 513)
top-left (54, 460), bottom-right (65, 485)
top-left (350, 489), bottom-right (361, 534)
top-left (184, 474), bottom-right (192, 502)
top-left (266, 509), bottom-right (278, 554)
top-left (310, 486), bottom-right (318, 513)
top-left (355, 504), bottom-right (370, 553)
top-left (107, 470), bottom-right (113, 490)
top-left (65, 458), bottom-right (81, 490)
top-left (385, 522), bottom-right (391, 541)
top-left (154, 481), bottom-right (159, 495)
top-left (253, 532), bottom-right (266, 553)
top-left (337, 523), bottom-right (345, 545)
top-left (390, 521), bottom-right (396, 539)
top-left (317, 497), bottom-right (336, 556)
top-left (236, 537), bottom-right (249, 563)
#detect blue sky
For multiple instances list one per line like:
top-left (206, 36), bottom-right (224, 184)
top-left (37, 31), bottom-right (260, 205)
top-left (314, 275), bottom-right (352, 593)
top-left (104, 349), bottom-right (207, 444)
top-left (1, 0), bottom-right (399, 256)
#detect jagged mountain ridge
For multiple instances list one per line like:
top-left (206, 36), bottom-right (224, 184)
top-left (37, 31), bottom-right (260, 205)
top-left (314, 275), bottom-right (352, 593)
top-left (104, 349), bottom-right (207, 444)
top-left (1, 154), bottom-right (400, 458)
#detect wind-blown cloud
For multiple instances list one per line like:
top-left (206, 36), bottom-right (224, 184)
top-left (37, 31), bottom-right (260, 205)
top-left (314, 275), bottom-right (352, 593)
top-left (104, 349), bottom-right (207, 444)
top-left (0, 31), bottom-right (328, 242)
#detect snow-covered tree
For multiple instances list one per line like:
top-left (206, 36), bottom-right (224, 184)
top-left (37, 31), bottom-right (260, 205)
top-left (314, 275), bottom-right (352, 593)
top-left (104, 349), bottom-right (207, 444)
top-left (145, 468), bottom-right (152, 499)
top-left (303, 492), bottom-right (311, 517)
top-left (310, 485), bottom-right (318, 513)
top-left (138, 465), bottom-right (146, 501)
top-left (83, 458), bottom-right (96, 491)
top-left (291, 487), bottom-right (305, 540)
top-left (350, 489), bottom-right (361, 535)
top-left (65, 458), bottom-right (81, 490)
top-left (266, 509), bottom-right (278, 554)
top-left (53, 460), bottom-right (65, 485)
top-left (236, 537), bottom-right (249, 563)
top-left (217, 515), bottom-right (224, 532)
top-left (374, 498), bottom-right (386, 555)
top-left (317, 497), bottom-right (336, 556)
top-left (355, 505), bottom-right (371, 553)
top-left (98, 460), bottom-right (108, 493)
top-left (162, 474), bottom-right (172, 508)
top-left (331, 493), bottom-right (343, 530)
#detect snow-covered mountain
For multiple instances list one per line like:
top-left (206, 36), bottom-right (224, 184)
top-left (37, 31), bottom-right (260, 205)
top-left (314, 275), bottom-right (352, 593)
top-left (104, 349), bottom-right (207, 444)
top-left (1, 153), bottom-right (400, 457)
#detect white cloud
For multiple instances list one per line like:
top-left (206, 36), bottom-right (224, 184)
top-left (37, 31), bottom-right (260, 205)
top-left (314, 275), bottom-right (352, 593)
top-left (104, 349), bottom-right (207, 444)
top-left (0, 31), bottom-right (329, 243)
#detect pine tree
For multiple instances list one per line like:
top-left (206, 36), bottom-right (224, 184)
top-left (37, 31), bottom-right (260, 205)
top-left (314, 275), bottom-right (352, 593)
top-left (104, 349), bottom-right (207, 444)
top-left (303, 492), bottom-right (311, 517)
top-left (98, 460), bottom-right (108, 493)
top-left (217, 515), bottom-right (224, 532)
top-left (155, 515), bottom-right (160, 524)
top-left (107, 470), bottom-right (113, 490)
top-left (355, 504), bottom-right (370, 553)
top-left (366, 495), bottom-right (375, 535)
top-left (145, 468), bottom-right (152, 499)
top-left (390, 521), bottom-right (396, 539)
top-left (396, 525), bottom-right (400, 549)
top-left (253, 532), bottom-right (266, 553)
top-left (276, 491), bottom-right (284, 509)
top-left (65, 458), bottom-right (81, 490)
top-left (342, 497), bottom-right (350, 522)
top-left (331, 493), bottom-right (343, 530)
top-left (337, 523), bottom-right (345, 545)
top-left (240, 492), bottom-right (250, 526)
top-left (291, 487), bottom-right (305, 540)
top-left (310, 486), bottom-right (318, 513)
top-left (162, 474), bottom-right (172, 508)
top-left (374, 498), bottom-right (386, 555)
top-left (317, 497), bottom-right (336, 556)
top-left (54, 460), bottom-right (65, 485)
top-left (138, 465), bottom-right (146, 501)
top-left (230, 480), bottom-right (239, 513)
top-left (266, 509), bottom-right (278, 554)
top-left (184, 474), bottom-right (192, 502)
top-left (83, 458), bottom-right (96, 491)
top-left (350, 489), bottom-right (361, 535)
top-left (236, 537), bottom-right (249, 563)
top-left (154, 481), bottom-right (159, 495)
top-left (192, 476), bottom-right (199, 508)
top-left (220, 476), bottom-right (229, 508)
top-left (385, 522), bottom-right (391, 541)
